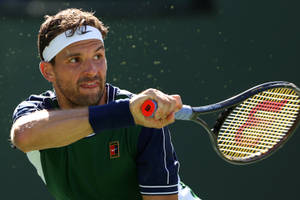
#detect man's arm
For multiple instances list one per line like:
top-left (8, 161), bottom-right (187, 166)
top-left (11, 107), bottom-right (92, 152)
top-left (10, 89), bottom-right (182, 153)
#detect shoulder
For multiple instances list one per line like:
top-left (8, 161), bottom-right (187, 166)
top-left (106, 83), bottom-right (135, 102)
top-left (22, 90), bottom-right (57, 109)
top-left (12, 90), bottom-right (58, 122)
top-left (27, 90), bottom-right (57, 105)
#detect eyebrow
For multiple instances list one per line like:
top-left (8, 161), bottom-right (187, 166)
top-left (65, 44), bottom-right (105, 58)
top-left (95, 45), bottom-right (105, 52)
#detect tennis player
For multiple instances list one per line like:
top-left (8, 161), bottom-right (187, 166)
top-left (10, 8), bottom-right (200, 200)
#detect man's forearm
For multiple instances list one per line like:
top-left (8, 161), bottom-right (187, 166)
top-left (11, 108), bottom-right (93, 152)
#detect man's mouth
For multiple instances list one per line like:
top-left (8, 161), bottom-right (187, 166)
top-left (80, 81), bottom-right (100, 89)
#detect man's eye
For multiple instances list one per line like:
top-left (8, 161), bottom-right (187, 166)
top-left (94, 54), bottom-right (102, 60)
top-left (69, 57), bottom-right (80, 63)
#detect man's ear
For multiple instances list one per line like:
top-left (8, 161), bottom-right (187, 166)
top-left (39, 61), bottom-right (55, 82)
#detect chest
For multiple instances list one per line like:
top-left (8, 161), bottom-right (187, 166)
top-left (41, 127), bottom-right (142, 199)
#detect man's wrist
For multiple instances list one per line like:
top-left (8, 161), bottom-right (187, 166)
top-left (88, 99), bottom-right (135, 133)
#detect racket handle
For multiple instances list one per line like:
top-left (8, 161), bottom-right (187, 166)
top-left (141, 99), bottom-right (193, 120)
top-left (141, 99), bottom-right (157, 117)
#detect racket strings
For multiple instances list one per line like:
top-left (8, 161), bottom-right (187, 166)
top-left (236, 87), bottom-right (298, 156)
top-left (217, 87), bottom-right (300, 161)
top-left (237, 88), bottom-right (296, 154)
top-left (222, 98), bottom-right (282, 156)
top-left (235, 89), bottom-right (278, 156)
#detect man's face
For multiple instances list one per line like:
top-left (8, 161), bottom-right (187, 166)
top-left (50, 39), bottom-right (107, 108)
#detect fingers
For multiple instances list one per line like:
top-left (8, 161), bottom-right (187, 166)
top-left (129, 88), bottom-right (182, 129)
top-left (145, 89), bottom-right (181, 116)
top-left (172, 94), bottom-right (183, 112)
top-left (138, 112), bottom-right (175, 129)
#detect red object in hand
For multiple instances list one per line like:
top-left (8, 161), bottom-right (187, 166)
top-left (141, 99), bottom-right (157, 117)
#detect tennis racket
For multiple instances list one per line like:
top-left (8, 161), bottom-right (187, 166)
top-left (141, 81), bottom-right (300, 165)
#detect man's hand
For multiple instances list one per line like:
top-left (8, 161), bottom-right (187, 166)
top-left (129, 88), bottom-right (182, 129)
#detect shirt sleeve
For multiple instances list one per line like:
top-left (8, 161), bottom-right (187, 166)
top-left (12, 91), bottom-right (57, 123)
top-left (12, 100), bottom-right (41, 123)
top-left (11, 98), bottom-right (45, 148)
top-left (136, 126), bottom-right (179, 195)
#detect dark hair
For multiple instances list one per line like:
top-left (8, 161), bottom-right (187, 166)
top-left (38, 8), bottom-right (109, 64)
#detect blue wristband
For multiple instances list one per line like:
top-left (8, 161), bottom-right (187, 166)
top-left (88, 99), bottom-right (135, 133)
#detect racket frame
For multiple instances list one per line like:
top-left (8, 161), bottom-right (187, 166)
top-left (188, 81), bottom-right (300, 165)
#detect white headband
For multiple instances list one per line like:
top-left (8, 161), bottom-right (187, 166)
top-left (42, 25), bottom-right (104, 62)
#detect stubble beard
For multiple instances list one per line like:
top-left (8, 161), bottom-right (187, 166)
top-left (55, 76), bottom-right (106, 107)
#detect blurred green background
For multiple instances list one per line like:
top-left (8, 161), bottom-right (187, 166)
top-left (1, 0), bottom-right (300, 199)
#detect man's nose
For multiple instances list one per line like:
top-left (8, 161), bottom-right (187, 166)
top-left (83, 59), bottom-right (98, 76)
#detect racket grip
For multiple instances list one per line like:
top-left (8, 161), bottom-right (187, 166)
top-left (141, 99), bottom-right (157, 117)
top-left (141, 99), bottom-right (193, 120)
